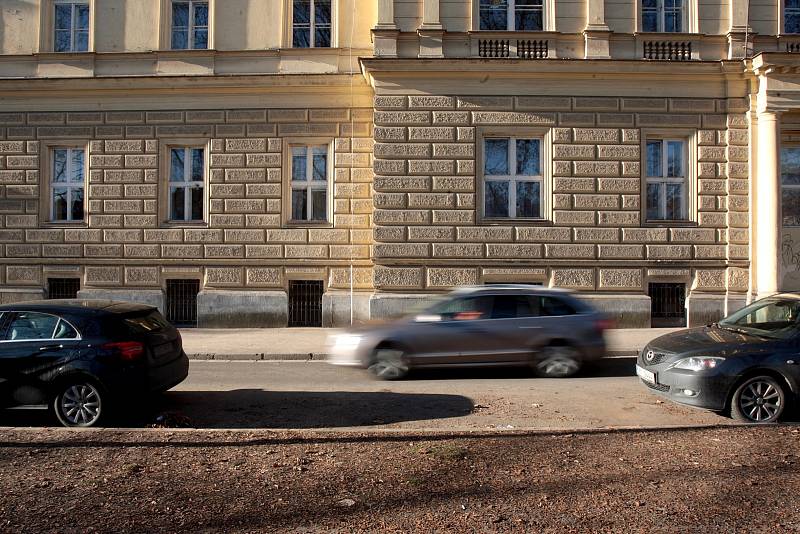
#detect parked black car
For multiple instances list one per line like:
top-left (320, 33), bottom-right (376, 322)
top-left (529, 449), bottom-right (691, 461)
top-left (637, 294), bottom-right (800, 423)
top-left (0, 300), bottom-right (189, 427)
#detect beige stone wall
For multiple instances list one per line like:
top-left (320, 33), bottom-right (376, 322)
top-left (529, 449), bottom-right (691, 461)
top-left (0, 107), bottom-right (374, 294)
top-left (371, 94), bottom-right (749, 298)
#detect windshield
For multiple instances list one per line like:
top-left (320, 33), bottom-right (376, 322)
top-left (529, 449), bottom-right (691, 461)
top-left (719, 298), bottom-right (800, 339)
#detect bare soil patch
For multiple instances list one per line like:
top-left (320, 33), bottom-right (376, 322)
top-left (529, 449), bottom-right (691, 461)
top-left (0, 426), bottom-right (798, 532)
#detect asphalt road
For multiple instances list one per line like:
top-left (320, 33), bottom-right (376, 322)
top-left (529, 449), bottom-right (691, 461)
top-left (0, 358), bottom-right (734, 430)
top-left (158, 358), bottom-right (730, 430)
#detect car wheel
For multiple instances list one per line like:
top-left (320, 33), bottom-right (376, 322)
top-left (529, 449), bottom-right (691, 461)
top-left (52, 379), bottom-right (106, 428)
top-left (731, 376), bottom-right (786, 423)
top-left (533, 345), bottom-right (582, 378)
top-left (368, 348), bottom-right (409, 380)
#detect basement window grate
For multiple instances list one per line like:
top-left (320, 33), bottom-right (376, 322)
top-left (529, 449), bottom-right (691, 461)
top-left (288, 280), bottom-right (323, 327)
top-left (47, 278), bottom-right (80, 299)
top-left (649, 282), bottom-right (686, 327)
top-left (166, 279), bottom-right (200, 327)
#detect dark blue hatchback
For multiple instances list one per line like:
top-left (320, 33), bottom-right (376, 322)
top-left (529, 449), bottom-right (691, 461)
top-left (637, 294), bottom-right (800, 423)
top-left (0, 300), bottom-right (189, 427)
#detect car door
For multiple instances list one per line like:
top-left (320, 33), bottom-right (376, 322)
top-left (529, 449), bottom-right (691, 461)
top-left (457, 294), bottom-right (540, 364)
top-left (405, 295), bottom-right (496, 366)
top-left (0, 312), bottom-right (82, 406)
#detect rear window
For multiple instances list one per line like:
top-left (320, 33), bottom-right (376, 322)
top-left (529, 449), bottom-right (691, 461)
top-left (539, 296), bottom-right (577, 317)
top-left (123, 310), bottom-right (172, 334)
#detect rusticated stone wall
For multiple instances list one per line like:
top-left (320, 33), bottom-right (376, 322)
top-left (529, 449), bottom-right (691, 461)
top-left (371, 94), bottom-right (750, 313)
top-left (0, 108), bottom-right (375, 298)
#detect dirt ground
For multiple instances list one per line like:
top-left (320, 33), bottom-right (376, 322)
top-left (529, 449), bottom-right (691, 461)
top-left (0, 425), bottom-right (798, 533)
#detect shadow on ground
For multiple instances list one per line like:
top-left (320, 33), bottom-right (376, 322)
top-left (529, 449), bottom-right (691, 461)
top-left (0, 390), bottom-right (476, 430)
top-left (404, 356), bottom-right (637, 381)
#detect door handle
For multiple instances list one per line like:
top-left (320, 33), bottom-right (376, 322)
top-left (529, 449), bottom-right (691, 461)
top-left (39, 344), bottom-right (64, 352)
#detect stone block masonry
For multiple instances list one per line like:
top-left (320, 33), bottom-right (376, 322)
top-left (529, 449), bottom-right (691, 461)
top-left (371, 94), bottom-right (748, 326)
top-left (0, 107), bottom-right (375, 326)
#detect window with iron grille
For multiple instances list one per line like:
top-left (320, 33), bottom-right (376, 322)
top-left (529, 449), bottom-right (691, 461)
top-left (288, 280), bottom-right (323, 327)
top-left (47, 278), bottom-right (80, 300)
top-left (649, 283), bottom-right (686, 328)
top-left (166, 279), bottom-right (200, 327)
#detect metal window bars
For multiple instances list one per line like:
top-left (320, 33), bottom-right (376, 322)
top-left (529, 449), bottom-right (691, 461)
top-left (47, 278), bottom-right (80, 300)
top-left (648, 283), bottom-right (687, 328)
top-left (288, 280), bottom-right (324, 327)
top-left (166, 279), bottom-right (200, 327)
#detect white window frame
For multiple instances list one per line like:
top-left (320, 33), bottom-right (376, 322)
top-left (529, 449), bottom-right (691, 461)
top-left (170, 0), bottom-right (209, 50)
top-left (291, 0), bottom-right (333, 48)
top-left (52, 0), bottom-right (90, 52)
top-left (475, 0), bottom-right (556, 32)
top-left (50, 147), bottom-right (86, 223)
top-left (481, 135), bottom-right (547, 220)
top-left (288, 143), bottom-right (332, 223)
top-left (784, 0), bottom-right (800, 34)
top-left (640, 0), bottom-right (686, 33)
top-left (477, 0), bottom-right (545, 31)
top-left (167, 146), bottom-right (206, 223)
top-left (645, 138), bottom-right (690, 222)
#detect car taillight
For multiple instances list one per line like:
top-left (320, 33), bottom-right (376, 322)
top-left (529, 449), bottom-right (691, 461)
top-left (103, 341), bottom-right (145, 361)
top-left (594, 319), bottom-right (615, 332)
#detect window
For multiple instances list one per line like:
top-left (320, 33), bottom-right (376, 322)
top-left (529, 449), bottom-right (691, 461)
top-left (50, 147), bottom-right (85, 223)
top-left (47, 278), bottom-right (80, 299)
top-left (171, 0), bottom-right (209, 49)
top-left (166, 280), bottom-right (199, 327)
top-left (649, 283), bottom-right (686, 327)
top-left (54, 1), bottom-right (89, 52)
top-left (168, 147), bottom-right (205, 222)
top-left (641, 0), bottom-right (684, 32)
top-left (787, 0), bottom-right (800, 34)
top-left (490, 295), bottom-right (536, 319)
top-left (645, 139), bottom-right (688, 221)
top-left (483, 137), bottom-right (543, 219)
top-left (290, 144), bottom-right (329, 222)
top-left (292, 0), bottom-right (332, 48)
top-left (4, 312), bottom-right (61, 341)
top-left (539, 296), bottom-right (576, 316)
top-left (288, 280), bottom-right (324, 327)
top-left (781, 147), bottom-right (800, 226)
top-left (479, 0), bottom-right (543, 31)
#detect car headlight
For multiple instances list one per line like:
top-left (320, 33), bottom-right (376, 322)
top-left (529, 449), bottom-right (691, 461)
top-left (333, 334), bottom-right (363, 351)
top-left (669, 356), bottom-right (725, 371)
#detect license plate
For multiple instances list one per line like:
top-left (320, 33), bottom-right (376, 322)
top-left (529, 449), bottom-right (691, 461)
top-left (636, 365), bottom-right (656, 384)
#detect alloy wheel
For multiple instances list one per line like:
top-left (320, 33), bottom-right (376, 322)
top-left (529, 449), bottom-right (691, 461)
top-left (55, 382), bottom-right (103, 427)
top-left (368, 349), bottom-right (408, 380)
top-left (737, 379), bottom-right (782, 422)
top-left (534, 346), bottom-right (582, 378)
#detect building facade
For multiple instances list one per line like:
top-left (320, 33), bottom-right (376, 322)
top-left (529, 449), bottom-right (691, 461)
top-left (0, 0), bottom-right (798, 328)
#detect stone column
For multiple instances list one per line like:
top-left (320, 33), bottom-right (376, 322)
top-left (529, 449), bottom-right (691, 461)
top-left (418, 0), bottom-right (443, 58)
top-left (584, 0), bottom-right (610, 59)
top-left (727, 0), bottom-right (752, 58)
top-left (373, 0), bottom-right (399, 57)
top-left (755, 111), bottom-right (781, 298)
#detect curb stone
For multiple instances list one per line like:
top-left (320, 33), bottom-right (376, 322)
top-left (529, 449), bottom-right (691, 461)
top-left (186, 350), bottom-right (640, 361)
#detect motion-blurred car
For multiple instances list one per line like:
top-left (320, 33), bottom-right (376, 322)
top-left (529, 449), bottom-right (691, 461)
top-left (637, 293), bottom-right (800, 423)
top-left (0, 300), bottom-right (189, 427)
top-left (328, 285), bottom-right (610, 379)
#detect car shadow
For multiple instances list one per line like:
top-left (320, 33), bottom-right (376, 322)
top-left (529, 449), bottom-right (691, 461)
top-left (403, 356), bottom-right (638, 381)
top-left (0, 390), bottom-right (476, 430)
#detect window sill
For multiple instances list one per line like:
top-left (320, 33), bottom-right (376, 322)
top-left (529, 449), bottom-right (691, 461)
top-left (643, 220), bottom-right (697, 227)
top-left (41, 221), bottom-right (87, 228)
top-left (284, 220), bottom-right (333, 228)
top-left (161, 221), bottom-right (209, 228)
top-left (479, 217), bottom-right (552, 226)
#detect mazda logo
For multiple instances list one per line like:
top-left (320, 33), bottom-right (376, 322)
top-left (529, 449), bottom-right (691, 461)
top-left (645, 350), bottom-right (656, 364)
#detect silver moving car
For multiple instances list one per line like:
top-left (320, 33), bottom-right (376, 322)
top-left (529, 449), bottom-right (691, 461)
top-left (328, 285), bottom-right (609, 379)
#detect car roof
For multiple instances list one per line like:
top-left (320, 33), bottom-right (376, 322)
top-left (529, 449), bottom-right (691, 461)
top-left (452, 285), bottom-right (575, 294)
top-left (0, 299), bottom-right (156, 315)
top-left (769, 293), bottom-right (800, 300)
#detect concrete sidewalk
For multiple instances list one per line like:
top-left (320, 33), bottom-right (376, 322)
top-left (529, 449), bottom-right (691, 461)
top-left (179, 326), bottom-right (683, 360)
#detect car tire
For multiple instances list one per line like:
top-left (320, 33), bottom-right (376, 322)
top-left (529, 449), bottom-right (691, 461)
top-left (731, 375), bottom-right (786, 424)
top-left (368, 348), bottom-right (409, 381)
top-left (533, 345), bottom-right (582, 378)
top-left (52, 378), bottom-right (106, 428)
